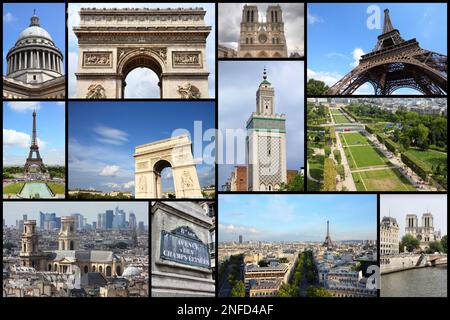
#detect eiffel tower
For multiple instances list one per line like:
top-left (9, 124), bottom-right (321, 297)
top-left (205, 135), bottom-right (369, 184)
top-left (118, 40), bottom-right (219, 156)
top-left (24, 110), bottom-right (46, 174)
top-left (327, 9), bottom-right (447, 95)
top-left (323, 220), bottom-right (333, 249)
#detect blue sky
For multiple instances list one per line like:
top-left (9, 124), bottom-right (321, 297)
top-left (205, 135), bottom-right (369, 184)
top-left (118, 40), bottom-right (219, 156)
top-left (218, 60), bottom-right (304, 188)
top-left (219, 194), bottom-right (377, 242)
top-left (3, 3), bottom-right (66, 76)
top-left (307, 3), bottom-right (447, 94)
top-left (67, 3), bottom-right (216, 98)
top-left (3, 202), bottom-right (149, 226)
top-left (3, 101), bottom-right (65, 166)
top-left (380, 194), bottom-right (447, 237)
top-left (68, 101), bottom-right (215, 193)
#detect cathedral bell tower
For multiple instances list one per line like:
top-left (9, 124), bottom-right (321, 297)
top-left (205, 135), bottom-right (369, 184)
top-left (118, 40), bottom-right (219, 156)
top-left (246, 68), bottom-right (287, 191)
top-left (20, 220), bottom-right (43, 269)
top-left (58, 216), bottom-right (79, 251)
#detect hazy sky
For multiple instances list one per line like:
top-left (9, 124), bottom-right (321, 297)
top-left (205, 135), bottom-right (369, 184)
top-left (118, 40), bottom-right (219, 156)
top-left (218, 3), bottom-right (304, 55)
top-left (3, 202), bottom-right (149, 226)
top-left (380, 194), bottom-right (447, 237)
top-left (219, 194), bottom-right (377, 242)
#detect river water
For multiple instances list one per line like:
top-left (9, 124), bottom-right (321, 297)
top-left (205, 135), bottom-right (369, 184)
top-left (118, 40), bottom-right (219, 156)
top-left (381, 265), bottom-right (447, 297)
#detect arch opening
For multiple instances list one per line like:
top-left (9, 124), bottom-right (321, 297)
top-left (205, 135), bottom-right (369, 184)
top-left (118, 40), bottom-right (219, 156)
top-left (120, 54), bottom-right (163, 99)
top-left (153, 159), bottom-right (175, 198)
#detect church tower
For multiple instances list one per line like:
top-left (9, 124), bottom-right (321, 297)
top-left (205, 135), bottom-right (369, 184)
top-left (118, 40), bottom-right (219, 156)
top-left (246, 68), bottom-right (287, 191)
top-left (58, 216), bottom-right (79, 251)
top-left (20, 220), bottom-right (42, 269)
top-left (238, 4), bottom-right (287, 57)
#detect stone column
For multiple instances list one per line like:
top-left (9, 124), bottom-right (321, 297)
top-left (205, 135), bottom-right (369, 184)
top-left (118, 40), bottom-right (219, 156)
top-left (19, 52), bottom-right (22, 70)
top-left (56, 56), bottom-right (60, 73)
top-left (24, 51), bottom-right (28, 69)
top-left (53, 54), bottom-right (57, 72)
top-left (30, 50), bottom-right (34, 69)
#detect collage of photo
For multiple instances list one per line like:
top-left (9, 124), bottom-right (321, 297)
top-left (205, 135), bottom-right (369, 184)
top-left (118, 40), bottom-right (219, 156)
top-left (1, 2), bottom-right (447, 300)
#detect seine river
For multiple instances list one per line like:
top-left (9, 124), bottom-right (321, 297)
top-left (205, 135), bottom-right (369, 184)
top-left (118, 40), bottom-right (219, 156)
top-left (381, 265), bottom-right (447, 297)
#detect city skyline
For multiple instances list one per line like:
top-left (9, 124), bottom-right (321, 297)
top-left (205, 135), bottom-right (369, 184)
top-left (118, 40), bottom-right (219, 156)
top-left (3, 202), bottom-right (149, 226)
top-left (219, 194), bottom-right (377, 242)
top-left (380, 194), bottom-right (447, 237)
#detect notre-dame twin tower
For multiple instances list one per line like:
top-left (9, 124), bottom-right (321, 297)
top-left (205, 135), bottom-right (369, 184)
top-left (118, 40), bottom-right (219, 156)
top-left (238, 4), bottom-right (288, 58)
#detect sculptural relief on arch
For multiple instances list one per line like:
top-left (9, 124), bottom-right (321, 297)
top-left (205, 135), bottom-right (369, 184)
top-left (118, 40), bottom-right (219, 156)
top-left (134, 135), bottom-right (203, 199)
top-left (73, 7), bottom-right (211, 99)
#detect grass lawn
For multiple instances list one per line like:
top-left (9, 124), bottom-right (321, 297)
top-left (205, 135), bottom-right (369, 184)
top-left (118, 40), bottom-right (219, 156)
top-left (340, 132), bottom-right (368, 146)
top-left (352, 168), bottom-right (416, 191)
top-left (3, 182), bottom-right (24, 194)
top-left (333, 115), bottom-right (351, 124)
top-left (308, 155), bottom-right (325, 181)
top-left (46, 182), bottom-right (66, 194)
top-left (405, 149), bottom-right (447, 171)
top-left (346, 145), bottom-right (388, 168)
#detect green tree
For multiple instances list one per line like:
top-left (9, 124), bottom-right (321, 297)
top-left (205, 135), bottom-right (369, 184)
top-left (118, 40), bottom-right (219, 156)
top-left (414, 124), bottom-right (430, 150)
top-left (230, 281), bottom-right (246, 297)
top-left (280, 172), bottom-right (304, 191)
top-left (427, 241), bottom-right (444, 253)
top-left (307, 79), bottom-right (329, 95)
top-left (401, 234), bottom-right (420, 252)
top-left (441, 235), bottom-right (447, 253)
top-left (306, 286), bottom-right (332, 297)
top-left (322, 158), bottom-right (337, 191)
top-left (277, 283), bottom-right (299, 297)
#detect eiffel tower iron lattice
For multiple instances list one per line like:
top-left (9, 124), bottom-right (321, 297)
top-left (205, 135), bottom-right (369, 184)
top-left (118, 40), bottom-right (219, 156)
top-left (24, 110), bottom-right (47, 174)
top-left (326, 9), bottom-right (447, 95)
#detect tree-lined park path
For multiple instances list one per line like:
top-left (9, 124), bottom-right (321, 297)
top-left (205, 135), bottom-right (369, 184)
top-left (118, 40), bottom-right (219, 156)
top-left (335, 132), bottom-right (356, 190)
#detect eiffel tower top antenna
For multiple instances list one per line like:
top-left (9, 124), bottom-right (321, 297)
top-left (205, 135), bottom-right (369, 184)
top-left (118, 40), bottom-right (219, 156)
top-left (382, 9), bottom-right (395, 34)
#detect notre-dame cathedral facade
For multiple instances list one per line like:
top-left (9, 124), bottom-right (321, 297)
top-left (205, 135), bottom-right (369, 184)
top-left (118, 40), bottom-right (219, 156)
top-left (238, 4), bottom-right (288, 58)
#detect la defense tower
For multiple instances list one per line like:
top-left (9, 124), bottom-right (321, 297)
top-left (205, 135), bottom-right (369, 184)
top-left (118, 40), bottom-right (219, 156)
top-left (245, 68), bottom-right (287, 191)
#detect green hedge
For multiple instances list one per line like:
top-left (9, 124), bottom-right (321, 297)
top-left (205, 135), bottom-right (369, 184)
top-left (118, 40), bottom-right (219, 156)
top-left (401, 152), bottom-right (430, 181)
top-left (384, 138), bottom-right (399, 154)
top-left (376, 132), bottom-right (385, 143)
top-left (333, 149), bottom-right (341, 164)
top-left (366, 125), bottom-right (376, 134)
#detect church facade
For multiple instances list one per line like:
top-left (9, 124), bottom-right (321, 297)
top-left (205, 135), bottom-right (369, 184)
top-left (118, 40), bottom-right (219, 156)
top-left (246, 68), bottom-right (287, 191)
top-left (405, 212), bottom-right (442, 250)
top-left (3, 12), bottom-right (65, 99)
top-left (238, 5), bottom-right (288, 58)
top-left (20, 217), bottom-right (123, 276)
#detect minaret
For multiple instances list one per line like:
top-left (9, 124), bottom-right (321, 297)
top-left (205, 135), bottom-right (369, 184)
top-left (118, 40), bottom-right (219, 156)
top-left (246, 68), bottom-right (287, 191)
top-left (20, 220), bottom-right (42, 269)
top-left (58, 216), bottom-right (79, 251)
top-left (24, 110), bottom-right (46, 175)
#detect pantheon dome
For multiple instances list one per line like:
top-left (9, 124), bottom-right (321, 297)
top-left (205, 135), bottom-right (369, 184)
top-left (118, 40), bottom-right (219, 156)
top-left (3, 12), bottom-right (65, 99)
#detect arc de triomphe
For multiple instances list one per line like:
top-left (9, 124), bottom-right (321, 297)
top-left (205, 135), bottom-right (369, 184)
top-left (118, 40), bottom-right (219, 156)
top-left (134, 135), bottom-right (203, 199)
top-left (73, 7), bottom-right (211, 99)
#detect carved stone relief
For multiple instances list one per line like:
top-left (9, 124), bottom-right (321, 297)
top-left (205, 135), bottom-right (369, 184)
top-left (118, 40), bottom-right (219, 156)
top-left (177, 83), bottom-right (201, 99)
top-left (172, 52), bottom-right (201, 68)
top-left (83, 52), bottom-right (112, 67)
top-left (86, 84), bottom-right (107, 99)
top-left (118, 47), bottom-right (167, 64)
top-left (138, 175), bottom-right (147, 193)
top-left (181, 170), bottom-right (194, 188)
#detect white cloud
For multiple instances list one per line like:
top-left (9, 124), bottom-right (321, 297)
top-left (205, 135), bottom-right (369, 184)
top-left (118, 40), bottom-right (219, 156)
top-left (219, 223), bottom-right (262, 235)
top-left (99, 165), bottom-right (120, 177)
top-left (3, 12), bottom-right (16, 23)
top-left (123, 181), bottom-right (134, 189)
top-left (124, 68), bottom-right (160, 98)
top-left (102, 182), bottom-right (120, 189)
top-left (350, 48), bottom-right (365, 67)
top-left (3, 129), bottom-right (30, 148)
top-left (94, 125), bottom-right (128, 145)
top-left (8, 101), bottom-right (41, 112)
top-left (307, 68), bottom-right (341, 86)
top-left (307, 9), bottom-right (323, 24)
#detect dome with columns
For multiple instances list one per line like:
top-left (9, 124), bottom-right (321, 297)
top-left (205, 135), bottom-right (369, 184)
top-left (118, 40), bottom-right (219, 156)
top-left (5, 11), bottom-right (64, 82)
